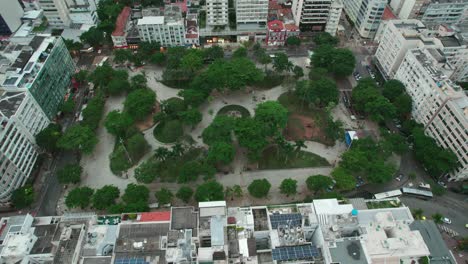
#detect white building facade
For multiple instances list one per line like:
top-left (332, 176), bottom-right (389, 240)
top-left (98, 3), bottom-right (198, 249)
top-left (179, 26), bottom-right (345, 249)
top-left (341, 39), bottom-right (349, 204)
top-left (395, 48), bottom-right (468, 181)
top-left (0, 0), bottom-right (24, 36)
top-left (0, 91), bottom-right (49, 205)
top-left (421, 1), bottom-right (468, 27)
top-left (291, 0), bottom-right (342, 34)
top-left (38, 0), bottom-right (71, 28)
top-left (38, 0), bottom-right (99, 28)
top-left (235, 0), bottom-right (269, 27)
top-left (325, 0), bottom-right (343, 36)
top-left (342, 0), bottom-right (387, 38)
top-left (389, 0), bottom-right (431, 19)
top-left (137, 16), bottom-right (186, 47)
top-left (206, 0), bottom-right (228, 26)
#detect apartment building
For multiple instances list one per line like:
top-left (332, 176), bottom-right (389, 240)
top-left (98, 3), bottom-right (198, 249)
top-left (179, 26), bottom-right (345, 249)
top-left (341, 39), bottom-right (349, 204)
top-left (1, 36), bottom-right (75, 119)
top-left (206, 0), bottom-right (229, 26)
top-left (111, 7), bottom-right (132, 48)
top-left (236, 0), bottom-right (269, 28)
top-left (38, 0), bottom-right (71, 27)
top-left (395, 48), bottom-right (468, 181)
top-left (421, 0), bottom-right (468, 27)
top-left (343, 0), bottom-right (387, 38)
top-left (0, 91), bottom-right (48, 205)
top-left (374, 20), bottom-right (439, 79)
top-left (37, 0), bottom-right (99, 28)
top-left (137, 5), bottom-right (186, 47)
top-left (389, 0), bottom-right (431, 19)
top-left (291, 0), bottom-right (342, 34)
top-left (0, 0), bottom-right (24, 36)
top-left (1, 199), bottom-right (449, 264)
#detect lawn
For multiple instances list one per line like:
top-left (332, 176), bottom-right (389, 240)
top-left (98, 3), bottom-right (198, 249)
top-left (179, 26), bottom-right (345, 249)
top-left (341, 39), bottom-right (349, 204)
top-left (257, 146), bottom-right (329, 170)
top-left (153, 120), bottom-right (184, 143)
top-left (366, 200), bottom-right (401, 209)
top-left (217, 105), bottom-right (251, 118)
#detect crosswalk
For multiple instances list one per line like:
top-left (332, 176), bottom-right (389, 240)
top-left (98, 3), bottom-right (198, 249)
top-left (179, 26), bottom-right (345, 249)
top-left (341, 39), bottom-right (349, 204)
top-left (438, 224), bottom-right (459, 237)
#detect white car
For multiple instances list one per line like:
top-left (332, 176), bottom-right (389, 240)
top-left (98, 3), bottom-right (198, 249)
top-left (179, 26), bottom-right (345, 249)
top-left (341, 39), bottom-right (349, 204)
top-left (442, 217), bottom-right (452, 224)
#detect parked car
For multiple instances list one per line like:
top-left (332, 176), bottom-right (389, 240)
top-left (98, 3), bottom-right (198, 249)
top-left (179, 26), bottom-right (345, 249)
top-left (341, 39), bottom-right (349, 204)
top-left (442, 217), bottom-right (452, 224)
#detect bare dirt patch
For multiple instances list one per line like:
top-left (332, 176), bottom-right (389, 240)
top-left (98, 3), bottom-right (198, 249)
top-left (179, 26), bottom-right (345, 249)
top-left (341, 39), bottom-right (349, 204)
top-left (284, 114), bottom-right (328, 143)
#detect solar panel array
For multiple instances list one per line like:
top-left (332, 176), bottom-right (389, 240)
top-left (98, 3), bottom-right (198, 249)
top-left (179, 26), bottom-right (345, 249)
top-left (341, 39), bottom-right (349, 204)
top-left (270, 213), bottom-right (302, 229)
top-left (114, 258), bottom-right (149, 264)
top-left (272, 245), bottom-right (320, 261)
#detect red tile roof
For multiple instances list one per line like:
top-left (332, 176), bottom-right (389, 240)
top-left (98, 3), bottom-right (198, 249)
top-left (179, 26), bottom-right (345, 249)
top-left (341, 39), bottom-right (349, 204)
top-left (268, 20), bottom-right (284, 31)
top-left (112, 6), bottom-right (131, 36)
top-left (382, 6), bottom-right (397, 20)
top-left (138, 211), bottom-right (171, 222)
top-left (284, 24), bottom-right (299, 31)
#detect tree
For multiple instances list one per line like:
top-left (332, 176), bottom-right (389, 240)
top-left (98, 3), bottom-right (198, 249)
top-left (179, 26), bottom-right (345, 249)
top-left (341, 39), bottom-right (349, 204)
top-left (366, 160), bottom-right (396, 184)
top-left (11, 185), bottom-right (34, 209)
top-left (257, 50), bottom-right (272, 72)
top-left (176, 186), bottom-right (193, 203)
top-left (306, 175), bottom-right (333, 194)
top-left (126, 133), bottom-right (149, 161)
top-left (195, 181), bottom-right (224, 202)
top-left (105, 110), bottom-right (134, 137)
top-left (412, 127), bottom-right (458, 177)
top-left (58, 125), bottom-right (98, 154)
top-left (412, 208), bottom-right (424, 220)
top-left (382, 80), bottom-right (405, 102)
top-left (294, 140), bottom-right (306, 153)
top-left (82, 94), bottom-right (105, 130)
top-left (89, 64), bottom-right (114, 88)
top-left (365, 96), bottom-right (396, 122)
top-left (130, 74), bottom-right (147, 90)
top-left (180, 50), bottom-right (204, 73)
top-left (122, 183), bottom-right (149, 204)
top-left (297, 77), bottom-right (339, 107)
top-left (124, 89), bottom-right (156, 121)
top-left (286, 36), bottom-right (301, 46)
top-left (202, 115), bottom-right (236, 145)
top-left (393, 93), bottom-right (412, 119)
top-left (161, 97), bottom-right (187, 117)
top-left (105, 76), bottom-right (130, 95)
top-left (432, 213), bottom-right (443, 224)
top-left (179, 108), bottom-right (202, 126)
top-left (203, 45), bottom-right (224, 62)
top-left (79, 27), bottom-right (104, 48)
top-left (60, 98), bottom-right (75, 114)
top-left (234, 118), bottom-right (268, 160)
top-left (272, 53), bottom-right (293, 73)
top-left (311, 45), bottom-right (355, 77)
top-left (178, 89), bottom-right (207, 107)
top-left (92, 185), bottom-right (119, 210)
top-left (154, 188), bottom-right (173, 204)
top-left (233, 47), bottom-right (248, 58)
top-left (331, 167), bottom-right (356, 191)
top-left (73, 70), bottom-right (89, 85)
top-left (178, 161), bottom-right (203, 183)
top-left (313, 32), bottom-right (338, 46)
top-left (232, 185), bottom-right (243, 197)
top-left (309, 67), bottom-right (328, 80)
top-left (280, 178), bottom-right (297, 196)
top-left (293, 66), bottom-right (304, 78)
top-left (57, 164), bottom-right (82, 184)
top-left (150, 52), bottom-right (166, 65)
top-left (207, 141), bottom-right (235, 165)
top-left (254, 101), bottom-right (288, 135)
top-left (64, 39), bottom-right (83, 53)
top-left (154, 147), bottom-right (171, 161)
top-left (65, 187), bottom-right (94, 208)
top-left (113, 49), bottom-right (132, 64)
top-left (248, 179), bottom-right (271, 198)
top-left (36, 123), bottom-right (62, 153)
top-left (134, 160), bottom-right (158, 183)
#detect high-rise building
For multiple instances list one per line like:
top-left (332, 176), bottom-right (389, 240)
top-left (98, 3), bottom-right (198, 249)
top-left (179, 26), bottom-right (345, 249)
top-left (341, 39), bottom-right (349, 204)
top-left (0, 91), bottom-right (49, 205)
top-left (137, 6), bottom-right (186, 47)
top-left (206, 0), bottom-right (228, 26)
top-left (37, 0), bottom-right (99, 28)
top-left (37, 0), bottom-right (71, 28)
top-left (374, 19), bottom-right (440, 79)
top-left (389, 0), bottom-right (431, 19)
top-left (291, 0), bottom-right (343, 34)
top-left (421, 1), bottom-right (468, 28)
top-left (342, 0), bottom-right (387, 38)
top-left (395, 48), bottom-right (468, 181)
top-left (1, 36), bottom-right (75, 119)
top-left (236, 0), bottom-right (269, 28)
top-left (0, 0), bottom-right (24, 36)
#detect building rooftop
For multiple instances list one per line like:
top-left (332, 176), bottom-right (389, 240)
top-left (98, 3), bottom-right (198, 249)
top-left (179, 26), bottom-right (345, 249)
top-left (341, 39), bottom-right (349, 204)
top-left (138, 211), bottom-right (171, 222)
top-left (382, 6), bottom-right (397, 20)
top-left (313, 199), bottom-right (353, 215)
top-left (268, 20), bottom-right (284, 31)
top-left (137, 16), bottom-right (164, 26)
top-left (30, 224), bottom-right (59, 254)
top-left (329, 240), bottom-right (369, 264)
top-left (440, 36), bottom-right (463, 47)
top-left (115, 223), bottom-right (170, 253)
top-left (112, 7), bottom-right (132, 36)
top-left (164, 5), bottom-right (183, 24)
top-left (171, 207), bottom-right (198, 230)
top-left (0, 91), bottom-right (26, 118)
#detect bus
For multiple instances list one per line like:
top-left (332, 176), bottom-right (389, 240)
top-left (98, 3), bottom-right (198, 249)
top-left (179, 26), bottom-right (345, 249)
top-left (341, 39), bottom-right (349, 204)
top-left (97, 56), bottom-right (108, 67)
top-left (401, 187), bottom-right (433, 200)
top-left (373, 190), bottom-right (402, 200)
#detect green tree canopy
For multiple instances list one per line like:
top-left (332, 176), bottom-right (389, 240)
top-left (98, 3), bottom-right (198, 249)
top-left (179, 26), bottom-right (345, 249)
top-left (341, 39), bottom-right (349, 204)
top-left (179, 108), bottom-right (203, 126)
top-left (195, 181), bottom-right (224, 202)
top-left (178, 89), bottom-right (208, 107)
top-left (155, 188), bottom-right (173, 204)
top-left (233, 47), bottom-right (248, 58)
top-left (134, 160), bottom-right (158, 183)
top-left (272, 53), bottom-right (293, 73)
top-left (176, 186), bottom-right (193, 203)
top-left (150, 52), bottom-right (166, 65)
top-left (126, 133), bottom-right (150, 161)
top-left (58, 125), bottom-right (98, 154)
top-left (313, 32), bottom-right (338, 46)
top-left (66, 187), bottom-right (94, 208)
top-left (113, 49), bottom-right (133, 64)
top-left (104, 110), bottom-right (134, 137)
top-left (254, 101), bottom-right (288, 135)
top-left (394, 93), bottom-right (412, 119)
top-left (73, 70), bottom-right (89, 84)
top-left (161, 97), bottom-right (187, 117)
top-left (331, 167), bottom-right (356, 191)
top-left (122, 183), bottom-right (149, 204)
top-left (57, 163), bottom-right (82, 184)
top-left (207, 141), bottom-right (235, 165)
top-left (234, 117), bottom-right (268, 160)
top-left (92, 185), bottom-right (119, 210)
top-left (36, 123), bottom-right (62, 153)
top-left (79, 27), bottom-right (104, 48)
top-left (306, 175), bottom-right (333, 193)
top-left (82, 94), bottom-right (105, 130)
top-left (130, 74), bottom-right (148, 90)
top-left (311, 45), bottom-right (355, 77)
top-left (180, 49), bottom-right (204, 74)
top-left (124, 89), bottom-right (156, 120)
top-left (286, 36), bottom-right (301, 46)
top-left (202, 115), bottom-right (236, 145)
top-left (365, 96), bottom-right (396, 123)
top-left (248, 179), bottom-right (271, 198)
top-left (11, 185), bottom-right (34, 209)
top-left (293, 66), bottom-right (304, 78)
top-left (382, 80), bottom-right (405, 102)
top-left (297, 77), bottom-right (339, 107)
top-left (203, 45), bottom-right (224, 61)
top-left (89, 64), bottom-right (114, 89)
top-left (280, 178), bottom-right (297, 196)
